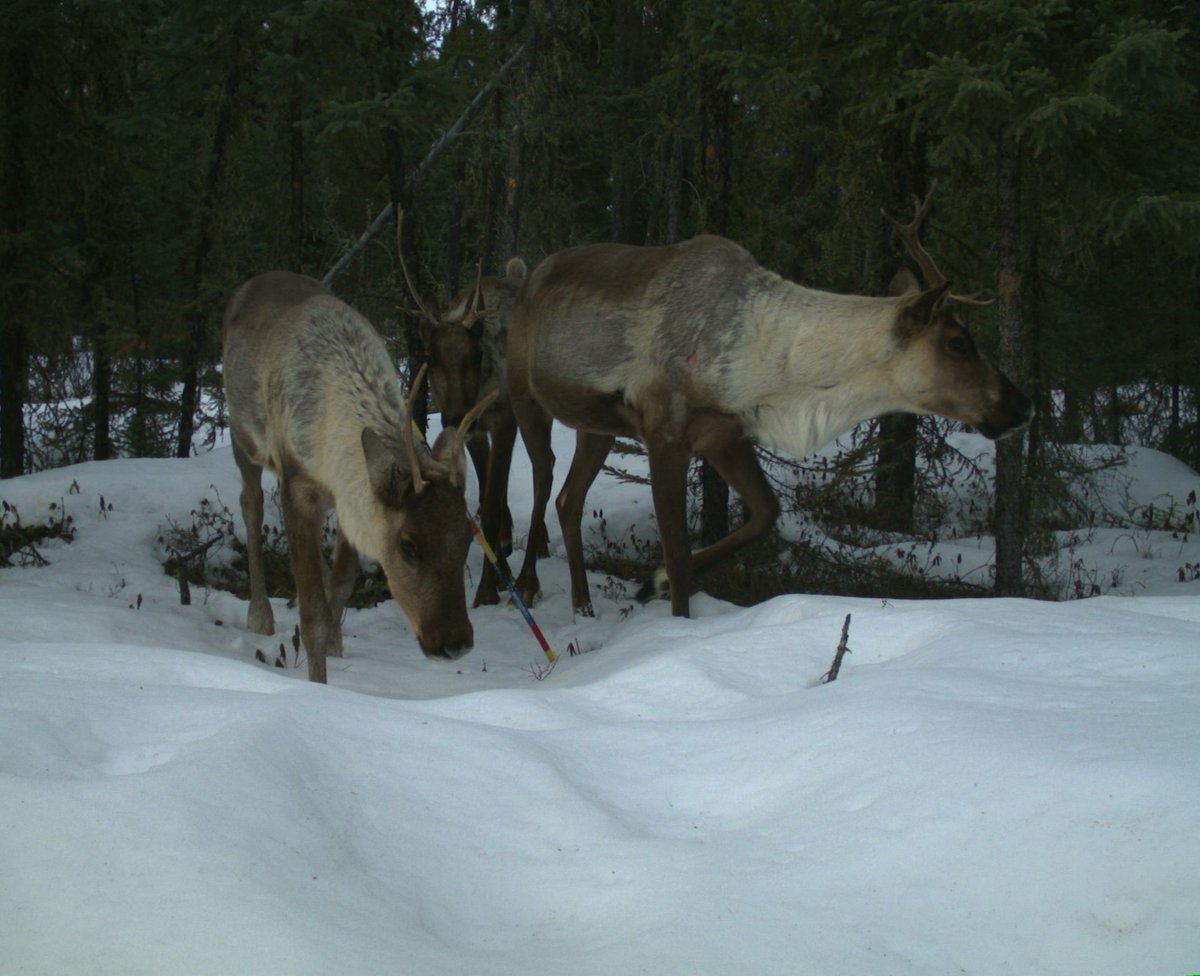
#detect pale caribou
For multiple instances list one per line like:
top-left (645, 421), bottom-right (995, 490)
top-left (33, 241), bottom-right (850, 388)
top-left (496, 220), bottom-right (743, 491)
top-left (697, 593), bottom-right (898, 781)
top-left (507, 193), bottom-right (1033, 617)
top-left (222, 271), bottom-right (494, 683)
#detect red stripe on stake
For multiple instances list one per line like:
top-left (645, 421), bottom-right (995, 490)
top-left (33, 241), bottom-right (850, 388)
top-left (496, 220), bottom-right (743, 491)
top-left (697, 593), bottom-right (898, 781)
top-left (466, 513), bottom-right (556, 662)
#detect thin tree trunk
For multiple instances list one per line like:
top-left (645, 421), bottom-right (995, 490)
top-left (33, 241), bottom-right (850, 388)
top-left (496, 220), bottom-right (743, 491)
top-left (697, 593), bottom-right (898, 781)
top-left (665, 134), bottom-right (685, 245)
top-left (91, 284), bottom-right (113, 461)
top-left (993, 137), bottom-right (1027, 596)
top-left (872, 135), bottom-right (927, 531)
top-left (320, 41), bottom-right (529, 288)
top-left (874, 413), bottom-right (917, 531)
top-left (288, 33), bottom-right (306, 273)
top-left (609, 0), bottom-right (643, 245)
top-left (0, 44), bottom-right (31, 476)
top-left (698, 60), bottom-right (732, 546)
top-left (498, 11), bottom-right (539, 268)
top-left (129, 267), bottom-right (149, 456)
top-left (176, 40), bottom-right (243, 458)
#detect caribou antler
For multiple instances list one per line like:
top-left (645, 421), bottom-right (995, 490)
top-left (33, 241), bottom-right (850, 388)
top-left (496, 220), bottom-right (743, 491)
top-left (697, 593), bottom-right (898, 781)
top-left (443, 260), bottom-right (488, 330)
top-left (403, 363), bottom-right (429, 495)
top-left (396, 209), bottom-right (441, 326)
top-left (882, 179), bottom-right (993, 306)
top-left (446, 390), bottom-right (499, 488)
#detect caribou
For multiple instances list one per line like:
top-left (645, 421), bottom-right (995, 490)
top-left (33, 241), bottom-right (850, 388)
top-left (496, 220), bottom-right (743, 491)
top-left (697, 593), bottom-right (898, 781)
top-left (507, 192), bottom-right (1033, 618)
top-left (402, 250), bottom-right (537, 608)
top-left (222, 270), bottom-right (494, 683)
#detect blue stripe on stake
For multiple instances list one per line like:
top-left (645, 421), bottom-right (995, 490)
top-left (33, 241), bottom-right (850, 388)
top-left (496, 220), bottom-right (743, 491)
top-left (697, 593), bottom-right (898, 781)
top-left (465, 512), bottom-right (556, 662)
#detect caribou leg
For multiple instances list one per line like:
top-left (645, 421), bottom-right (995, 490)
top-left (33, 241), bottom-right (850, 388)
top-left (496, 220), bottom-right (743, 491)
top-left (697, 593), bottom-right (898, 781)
top-left (689, 435), bottom-right (780, 578)
top-left (325, 529), bottom-right (360, 634)
top-left (511, 397), bottom-right (556, 609)
top-left (473, 419), bottom-right (518, 607)
top-left (556, 431), bottom-right (615, 616)
top-left (231, 431), bottom-right (275, 637)
top-left (278, 466), bottom-right (339, 684)
top-left (645, 435), bottom-right (693, 617)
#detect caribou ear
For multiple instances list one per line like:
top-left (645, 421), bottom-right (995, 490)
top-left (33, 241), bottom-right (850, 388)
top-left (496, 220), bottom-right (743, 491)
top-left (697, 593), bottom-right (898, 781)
top-left (897, 281), bottom-right (952, 338)
top-left (501, 257), bottom-right (528, 291)
top-left (888, 267), bottom-right (921, 297)
top-left (361, 428), bottom-right (408, 506)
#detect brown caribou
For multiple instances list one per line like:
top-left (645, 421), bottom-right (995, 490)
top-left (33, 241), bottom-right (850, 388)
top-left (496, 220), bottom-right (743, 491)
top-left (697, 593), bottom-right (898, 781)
top-left (222, 271), bottom-right (494, 683)
top-left (507, 192), bottom-right (1033, 618)
top-left (402, 248), bottom-right (537, 608)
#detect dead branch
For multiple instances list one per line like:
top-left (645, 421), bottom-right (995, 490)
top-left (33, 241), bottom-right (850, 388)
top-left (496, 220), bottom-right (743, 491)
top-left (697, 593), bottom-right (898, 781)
top-left (821, 613), bottom-right (852, 684)
top-left (321, 42), bottom-right (529, 288)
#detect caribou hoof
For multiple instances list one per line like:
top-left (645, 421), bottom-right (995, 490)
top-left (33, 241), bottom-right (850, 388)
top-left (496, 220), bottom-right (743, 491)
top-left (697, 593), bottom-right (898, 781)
top-left (635, 568), bottom-right (670, 604)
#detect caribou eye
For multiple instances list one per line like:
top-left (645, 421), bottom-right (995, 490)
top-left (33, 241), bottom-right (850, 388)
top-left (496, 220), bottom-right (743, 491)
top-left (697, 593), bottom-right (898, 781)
top-left (946, 335), bottom-right (972, 357)
top-left (398, 538), bottom-right (419, 564)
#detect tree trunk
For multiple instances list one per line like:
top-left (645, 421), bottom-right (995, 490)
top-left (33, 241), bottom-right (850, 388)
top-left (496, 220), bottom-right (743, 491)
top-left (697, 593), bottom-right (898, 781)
top-left (993, 137), bottom-right (1028, 596)
top-left (609, 0), bottom-right (643, 245)
top-left (175, 40), bottom-right (243, 458)
top-left (287, 33), bottom-right (306, 273)
top-left (0, 44), bottom-right (31, 477)
top-left (665, 134), bottom-right (685, 246)
top-left (697, 60), bottom-right (732, 546)
top-left (874, 413), bottom-right (918, 531)
top-left (498, 4), bottom-right (540, 268)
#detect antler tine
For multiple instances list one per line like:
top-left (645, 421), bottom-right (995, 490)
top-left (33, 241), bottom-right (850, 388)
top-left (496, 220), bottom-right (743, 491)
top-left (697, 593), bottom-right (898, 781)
top-left (395, 209), bottom-right (439, 326)
top-left (402, 362), bottom-right (429, 495)
top-left (448, 389), bottom-right (499, 488)
top-left (460, 260), bottom-right (486, 329)
top-left (882, 179), bottom-right (946, 290)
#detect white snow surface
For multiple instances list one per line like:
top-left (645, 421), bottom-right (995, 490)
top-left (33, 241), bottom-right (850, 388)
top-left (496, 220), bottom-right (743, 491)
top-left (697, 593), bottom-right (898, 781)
top-left (2, 423), bottom-right (1199, 975)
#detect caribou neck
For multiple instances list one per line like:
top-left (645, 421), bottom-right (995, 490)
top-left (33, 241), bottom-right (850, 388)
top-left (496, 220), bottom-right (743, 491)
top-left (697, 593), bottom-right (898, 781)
top-left (735, 280), bottom-right (909, 458)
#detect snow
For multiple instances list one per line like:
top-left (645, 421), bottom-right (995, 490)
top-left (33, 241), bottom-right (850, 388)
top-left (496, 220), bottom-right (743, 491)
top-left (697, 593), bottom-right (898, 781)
top-left (2, 423), bottom-right (1199, 976)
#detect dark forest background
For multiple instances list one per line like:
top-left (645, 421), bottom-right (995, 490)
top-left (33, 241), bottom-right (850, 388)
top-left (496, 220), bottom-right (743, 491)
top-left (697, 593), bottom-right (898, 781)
top-left (2, 0), bottom-right (1198, 599)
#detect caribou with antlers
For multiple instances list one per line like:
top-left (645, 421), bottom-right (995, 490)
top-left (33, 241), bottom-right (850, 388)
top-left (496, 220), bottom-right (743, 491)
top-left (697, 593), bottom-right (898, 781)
top-left (222, 271), bottom-right (494, 683)
top-left (399, 236), bottom-right (533, 608)
top-left (507, 188), bottom-right (1033, 617)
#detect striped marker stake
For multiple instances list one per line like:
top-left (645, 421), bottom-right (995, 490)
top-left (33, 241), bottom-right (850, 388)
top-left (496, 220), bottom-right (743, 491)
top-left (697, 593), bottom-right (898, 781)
top-left (465, 512), bottom-right (557, 663)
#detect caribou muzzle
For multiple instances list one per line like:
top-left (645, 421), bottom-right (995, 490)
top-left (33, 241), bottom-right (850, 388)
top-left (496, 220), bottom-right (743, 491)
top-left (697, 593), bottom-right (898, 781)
top-left (975, 380), bottom-right (1034, 441)
top-left (417, 627), bottom-right (475, 660)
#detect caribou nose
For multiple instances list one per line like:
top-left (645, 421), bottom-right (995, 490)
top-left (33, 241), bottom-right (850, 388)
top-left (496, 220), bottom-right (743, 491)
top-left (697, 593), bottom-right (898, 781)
top-left (418, 631), bottom-right (474, 661)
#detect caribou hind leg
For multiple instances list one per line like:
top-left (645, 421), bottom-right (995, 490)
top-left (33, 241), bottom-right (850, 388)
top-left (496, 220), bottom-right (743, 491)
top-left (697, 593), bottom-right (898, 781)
top-left (472, 419), bottom-right (517, 607)
top-left (688, 436), bottom-right (780, 580)
top-left (636, 419), bottom-right (780, 613)
top-left (231, 432), bottom-right (275, 637)
top-left (556, 431), bottom-right (615, 616)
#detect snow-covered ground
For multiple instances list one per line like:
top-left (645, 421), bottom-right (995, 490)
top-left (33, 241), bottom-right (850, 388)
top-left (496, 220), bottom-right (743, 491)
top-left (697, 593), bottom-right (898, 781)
top-left (2, 422), bottom-right (1198, 975)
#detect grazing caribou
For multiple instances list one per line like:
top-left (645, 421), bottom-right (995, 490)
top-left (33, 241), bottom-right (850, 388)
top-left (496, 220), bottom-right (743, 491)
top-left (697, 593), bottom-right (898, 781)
top-left (404, 253), bottom-right (538, 608)
top-left (222, 271), bottom-right (494, 683)
top-left (507, 194), bottom-right (1033, 618)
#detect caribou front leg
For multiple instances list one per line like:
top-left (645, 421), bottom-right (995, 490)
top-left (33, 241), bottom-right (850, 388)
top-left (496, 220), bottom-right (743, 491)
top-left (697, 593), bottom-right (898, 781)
top-left (645, 435), bottom-right (693, 617)
top-left (511, 391), bottom-right (556, 610)
top-left (279, 471), bottom-right (340, 684)
top-left (324, 529), bottom-right (360, 638)
top-left (231, 433), bottom-right (276, 636)
top-left (556, 431), bottom-right (615, 617)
